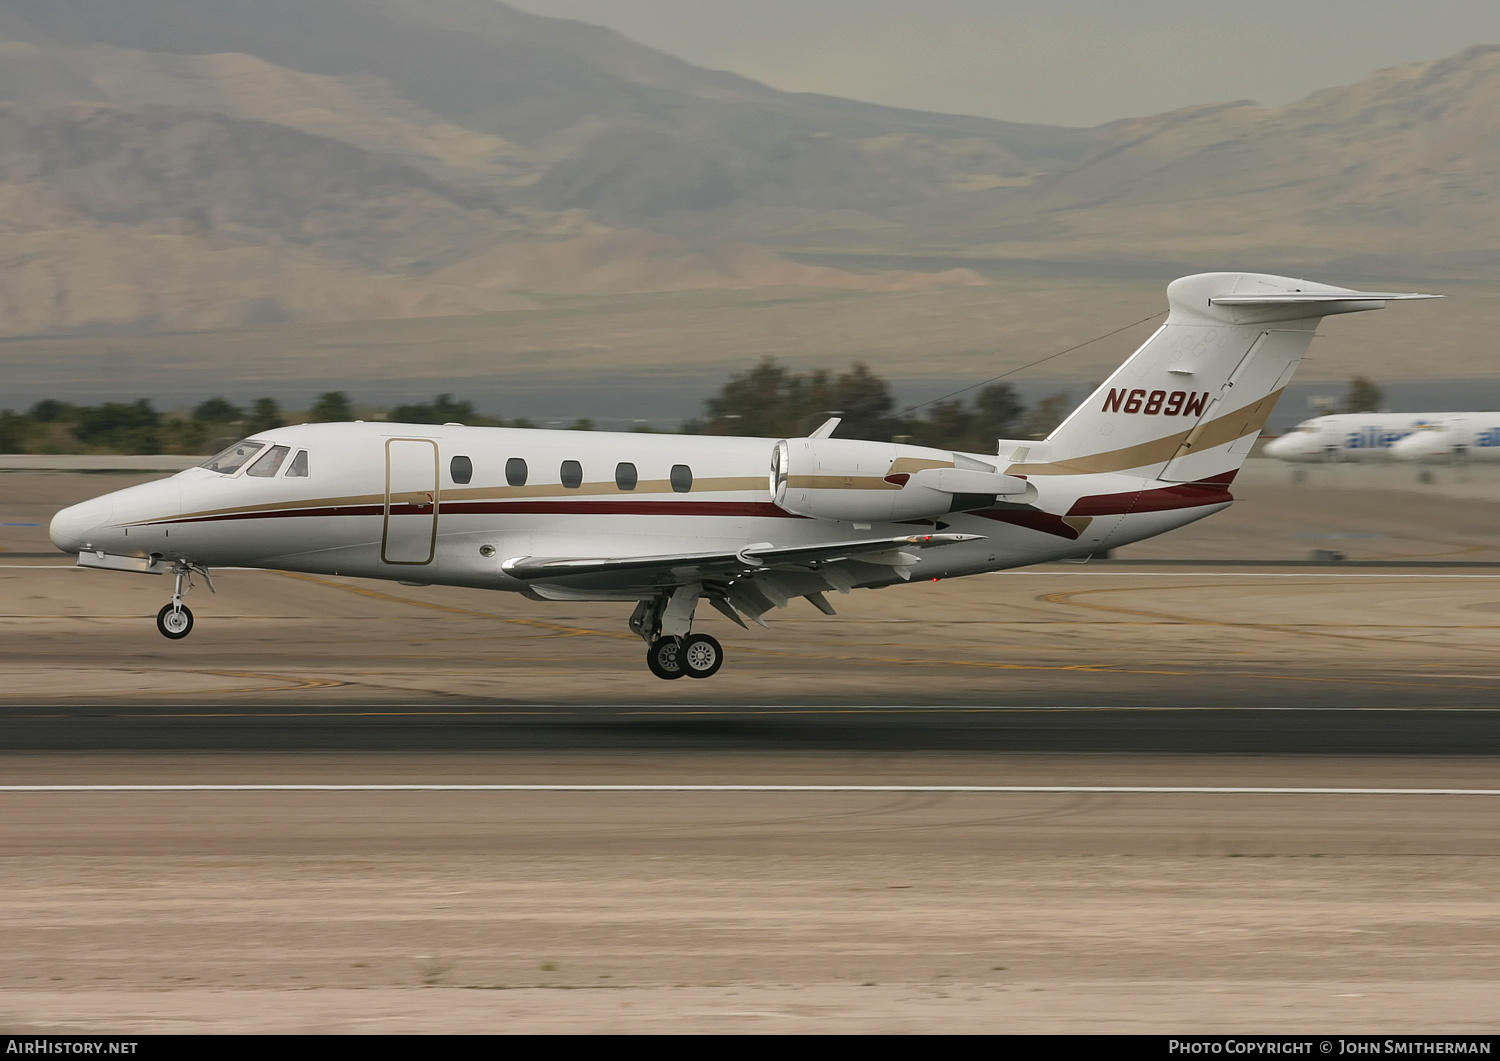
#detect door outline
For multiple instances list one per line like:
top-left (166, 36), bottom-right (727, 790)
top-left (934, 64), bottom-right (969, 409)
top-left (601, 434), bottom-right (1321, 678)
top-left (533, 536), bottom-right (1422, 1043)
top-left (381, 437), bottom-right (439, 565)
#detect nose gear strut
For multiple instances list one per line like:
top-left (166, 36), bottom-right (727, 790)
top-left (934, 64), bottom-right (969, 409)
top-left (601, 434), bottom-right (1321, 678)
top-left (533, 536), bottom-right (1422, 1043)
top-left (155, 560), bottom-right (214, 640)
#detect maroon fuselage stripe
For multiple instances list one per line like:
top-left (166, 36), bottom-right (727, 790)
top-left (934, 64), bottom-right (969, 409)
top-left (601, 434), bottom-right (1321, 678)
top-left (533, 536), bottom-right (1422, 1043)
top-left (145, 474), bottom-right (1237, 533)
top-left (1067, 471), bottom-right (1238, 517)
top-left (441, 500), bottom-right (799, 518)
top-left (150, 499), bottom-right (800, 526)
top-left (972, 509), bottom-right (1083, 540)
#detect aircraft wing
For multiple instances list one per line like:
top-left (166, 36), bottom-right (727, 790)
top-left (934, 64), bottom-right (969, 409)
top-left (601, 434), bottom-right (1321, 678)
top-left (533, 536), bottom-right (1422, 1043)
top-left (500, 532), bottom-right (983, 588)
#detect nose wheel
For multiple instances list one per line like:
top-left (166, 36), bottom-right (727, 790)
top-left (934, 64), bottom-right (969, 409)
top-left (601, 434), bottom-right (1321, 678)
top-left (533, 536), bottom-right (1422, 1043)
top-left (155, 561), bottom-right (213, 640)
top-left (156, 603), bottom-right (194, 640)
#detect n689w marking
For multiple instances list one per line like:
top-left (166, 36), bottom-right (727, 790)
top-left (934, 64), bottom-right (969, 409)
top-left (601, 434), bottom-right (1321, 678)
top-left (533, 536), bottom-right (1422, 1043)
top-left (1103, 388), bottom-right (1211, 416)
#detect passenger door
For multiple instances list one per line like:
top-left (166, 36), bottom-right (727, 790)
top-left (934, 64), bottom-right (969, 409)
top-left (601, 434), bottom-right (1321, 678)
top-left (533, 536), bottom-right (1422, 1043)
top-left (382, 438), bottom-right (439, 565)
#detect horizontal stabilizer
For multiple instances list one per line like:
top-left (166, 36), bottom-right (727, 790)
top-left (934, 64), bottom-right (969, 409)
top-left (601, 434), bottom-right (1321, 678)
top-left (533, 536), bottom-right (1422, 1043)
top-left (1210, 292), bottom-right (1439, 305)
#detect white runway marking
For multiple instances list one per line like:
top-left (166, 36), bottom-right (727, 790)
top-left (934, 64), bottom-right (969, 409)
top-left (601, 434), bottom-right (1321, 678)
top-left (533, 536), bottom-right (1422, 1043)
top-left (0, 785), bottom-right (1496, 795)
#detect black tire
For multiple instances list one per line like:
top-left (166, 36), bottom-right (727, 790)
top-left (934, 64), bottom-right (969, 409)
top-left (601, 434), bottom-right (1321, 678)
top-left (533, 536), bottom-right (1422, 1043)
top-left (156, 603), bottom-right (194, 640)
top-left (679, 633), bottom-right (724, 679)
top-left (645, 637), bottom-right (685, 680)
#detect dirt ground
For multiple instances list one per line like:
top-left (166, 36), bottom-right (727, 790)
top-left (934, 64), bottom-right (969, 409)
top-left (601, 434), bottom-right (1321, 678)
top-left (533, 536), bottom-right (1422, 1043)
top-left (0, 755), bottom-right (1497, 1034)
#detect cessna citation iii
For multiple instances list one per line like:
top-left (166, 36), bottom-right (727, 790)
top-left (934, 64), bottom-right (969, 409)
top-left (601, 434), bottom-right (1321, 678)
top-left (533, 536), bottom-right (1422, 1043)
top-left (50, 273), bottom-right (1435, 680)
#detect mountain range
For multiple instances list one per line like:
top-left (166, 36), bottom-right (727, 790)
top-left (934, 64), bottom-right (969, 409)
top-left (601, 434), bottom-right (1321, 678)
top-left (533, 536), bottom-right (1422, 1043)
top-left (0, 0), bottom-right (1495, 336)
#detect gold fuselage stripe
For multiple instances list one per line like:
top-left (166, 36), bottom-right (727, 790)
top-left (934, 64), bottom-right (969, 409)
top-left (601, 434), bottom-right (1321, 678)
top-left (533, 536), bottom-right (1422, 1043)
top-left (1009, 388), bottom-right (1284, 475)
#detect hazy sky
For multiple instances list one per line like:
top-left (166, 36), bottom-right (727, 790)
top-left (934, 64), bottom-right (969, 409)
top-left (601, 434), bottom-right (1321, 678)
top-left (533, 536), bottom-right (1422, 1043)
top-left (504, 0), bottom-right (1500, 127)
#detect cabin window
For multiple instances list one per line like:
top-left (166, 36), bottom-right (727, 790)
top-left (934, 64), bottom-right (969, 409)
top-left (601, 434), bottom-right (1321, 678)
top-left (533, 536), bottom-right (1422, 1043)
top-left (506, 457), bottom-right (528, 487)
top-left (286, 450), bottom-right (310, 478)
top-left (560, 460), bottom-right (583, 489)
top-left (200, 440), bottom-right (264, 475)
top-left (615, 462), bottom-right (638, 491)
top-left (246, 444), bottom-right (291, 478)
top-left (670, 464), bottom-right (693, 493)
top-left (450, 455), bottom-right (473, 485)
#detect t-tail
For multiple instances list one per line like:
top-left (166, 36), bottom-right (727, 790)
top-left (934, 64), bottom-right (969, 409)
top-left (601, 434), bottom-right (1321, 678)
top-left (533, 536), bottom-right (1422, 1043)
top-left (1004, 273), bottom-right (1438, 483)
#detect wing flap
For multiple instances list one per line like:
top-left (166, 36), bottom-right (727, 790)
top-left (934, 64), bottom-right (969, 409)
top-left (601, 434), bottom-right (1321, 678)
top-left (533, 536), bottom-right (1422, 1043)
top-left (500, 532), bottom-right (983, 583)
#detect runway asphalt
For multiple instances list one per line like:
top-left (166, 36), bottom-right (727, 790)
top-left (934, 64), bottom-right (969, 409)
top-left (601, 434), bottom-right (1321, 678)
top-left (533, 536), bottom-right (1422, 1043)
top-left (5, 703), bottom-right (1500, 753)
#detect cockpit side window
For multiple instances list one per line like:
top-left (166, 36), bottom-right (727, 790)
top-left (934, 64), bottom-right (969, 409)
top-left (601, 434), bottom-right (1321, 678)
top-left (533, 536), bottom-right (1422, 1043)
top-left (246, 444), bottom-right (291, 478)
top-left (286, 450), bottom-right (310, 477)
top-left (200, 440), bottom-right (265, 475)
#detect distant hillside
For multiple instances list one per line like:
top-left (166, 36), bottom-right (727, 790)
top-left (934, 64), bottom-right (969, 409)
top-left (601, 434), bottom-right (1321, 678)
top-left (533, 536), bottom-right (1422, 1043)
top-left (0, 98), bottom-right (979, 334)
top-left (910, 45), bottom-right (1500, 273)
top-left (0, 0), bottom-right (1496, 337)
top-left (0, 0), bottom-right (1093, 202)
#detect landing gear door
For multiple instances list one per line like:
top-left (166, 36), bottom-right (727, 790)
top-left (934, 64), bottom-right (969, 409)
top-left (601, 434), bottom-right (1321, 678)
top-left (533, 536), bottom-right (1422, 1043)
top-left (383, 438), bottom-right (439, 565)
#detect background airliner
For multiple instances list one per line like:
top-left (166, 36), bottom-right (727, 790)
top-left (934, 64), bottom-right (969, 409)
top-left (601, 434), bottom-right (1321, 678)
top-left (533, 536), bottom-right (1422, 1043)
top-left (1263, 413), bottom-right (1447, 462)
top-left (1391, 413), bottom-right (1500, 462)
top-left (50, 272), bottom-right (1435, 679)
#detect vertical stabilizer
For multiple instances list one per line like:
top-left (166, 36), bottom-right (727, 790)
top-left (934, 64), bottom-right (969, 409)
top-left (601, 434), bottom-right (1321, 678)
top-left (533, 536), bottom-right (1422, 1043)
top-left (1007, 273), bottom-right (1437, 483)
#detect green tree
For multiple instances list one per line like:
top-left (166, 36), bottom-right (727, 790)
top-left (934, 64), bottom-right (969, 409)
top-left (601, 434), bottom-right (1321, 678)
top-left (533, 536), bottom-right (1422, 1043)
top-left (73, 400), bottom-right (161, 454)
top-left (193, 397), bottom-right (242, 423)
top-left (826, 363), bottom-right (899, 441)
top-left (973, 383), bottom-right (1026, 442)
top-left (309, 391), bottom-right (354, 422)
top-left (898, 382), bottom-right (1027, 452)
top-left (692, 359), bottom-right (900, 440)
top-left (246, 398), bottom-right (285, 434)
top-left (29, 399), bottom-right (72, 423)
top-left (1019, 392), bottom-right (1072, 439)
top-left (0, 410), bottom-right (28, 452)
top-left (390, 393), bottom-right (477, 424)
top-left (696, 358), bottom-right (799, 436)
top-left (1342, 375), bottom-right (1384, 414)
top-left (161, 416), bottom-right (207, 454)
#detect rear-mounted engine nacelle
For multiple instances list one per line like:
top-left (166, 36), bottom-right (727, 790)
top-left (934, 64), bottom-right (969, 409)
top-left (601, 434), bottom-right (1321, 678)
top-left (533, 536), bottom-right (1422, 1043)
top-left (771, 437), bottom-right (1034, 523)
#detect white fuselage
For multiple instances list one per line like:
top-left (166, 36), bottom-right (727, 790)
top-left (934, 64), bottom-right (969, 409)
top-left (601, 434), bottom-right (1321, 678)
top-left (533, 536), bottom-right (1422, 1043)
top-left (1261, 414), bottom-right (1446, 462)
top-left (1390, 414), bottom-right (1500, 463)
top-left (50, 421), bottom-right (1227, 595)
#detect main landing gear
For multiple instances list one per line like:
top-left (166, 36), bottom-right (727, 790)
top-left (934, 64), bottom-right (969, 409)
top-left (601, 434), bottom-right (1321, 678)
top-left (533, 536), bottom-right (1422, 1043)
top-left (644, 633), bottom-right (724, 680)
top-left (155, 560), bottom-right (213, 640)
top-left (631, 584), bottom-right (725, 680)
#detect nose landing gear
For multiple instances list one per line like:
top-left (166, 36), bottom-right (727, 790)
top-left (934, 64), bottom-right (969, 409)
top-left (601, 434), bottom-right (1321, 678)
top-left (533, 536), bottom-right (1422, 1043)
top-left (631, 584), bottom-right (726, 680)
top-left (155, 561), bottom-right (213, 640)
top-left (156, 602), bottom-right (193, 639)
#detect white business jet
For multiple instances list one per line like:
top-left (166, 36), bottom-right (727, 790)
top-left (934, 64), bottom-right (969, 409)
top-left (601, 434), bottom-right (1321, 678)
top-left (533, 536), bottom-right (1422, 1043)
top-left (1262, 413), bottom-right (1446, 462)
top-left (50, 273), bottom-right (1435, 680)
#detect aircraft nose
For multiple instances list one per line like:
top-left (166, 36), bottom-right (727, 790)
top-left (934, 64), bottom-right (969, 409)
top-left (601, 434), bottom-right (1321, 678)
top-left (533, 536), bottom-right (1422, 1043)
top-left (49, 496), bottom-right (114, 555)
top-left (1391, 435), bottom-right (1437, 461)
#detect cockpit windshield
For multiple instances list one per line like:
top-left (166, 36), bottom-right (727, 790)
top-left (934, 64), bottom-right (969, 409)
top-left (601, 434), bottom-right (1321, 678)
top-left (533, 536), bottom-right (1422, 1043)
top-left (199, 440), bottom-right (266, 475)
top-left (246, 445), bottom-right (291, 478)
